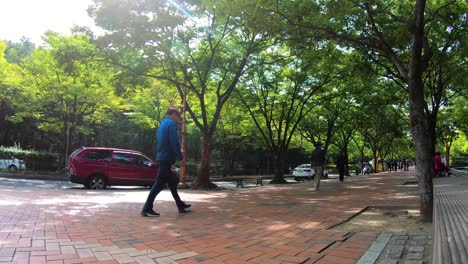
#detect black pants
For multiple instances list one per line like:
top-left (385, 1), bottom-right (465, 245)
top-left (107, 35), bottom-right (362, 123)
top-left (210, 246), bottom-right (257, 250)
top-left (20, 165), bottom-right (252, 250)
top-left (142, 161), bottom-right (183, 212)
top-left (338, 168), bottom-right (345, 182)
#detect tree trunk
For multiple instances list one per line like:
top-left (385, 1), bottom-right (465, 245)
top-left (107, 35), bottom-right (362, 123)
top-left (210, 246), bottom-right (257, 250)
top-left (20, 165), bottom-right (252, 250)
top-left (408, 0), bottom-right (433, 222)
top-left (270, 155), bottom-right (288, 184)
top-left (372, 150), bottom-right (378, 173)
top-left (191, 133), bottom-right (218, 190)
top-left (445, 144), bottom-right (450, 167)
top-left (344, 147), bottom-right (350, 176)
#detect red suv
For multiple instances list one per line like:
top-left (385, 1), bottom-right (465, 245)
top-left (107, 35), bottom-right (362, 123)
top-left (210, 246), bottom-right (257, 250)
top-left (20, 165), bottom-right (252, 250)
top-left (67, 147), bottom-right (158, 189)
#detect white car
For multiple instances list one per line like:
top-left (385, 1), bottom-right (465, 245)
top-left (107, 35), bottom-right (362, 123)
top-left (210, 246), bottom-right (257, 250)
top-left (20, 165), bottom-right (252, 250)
top-left (0, 157), bottom-right (26, 172)
top-left (292, 164), bottom-right (328, 181)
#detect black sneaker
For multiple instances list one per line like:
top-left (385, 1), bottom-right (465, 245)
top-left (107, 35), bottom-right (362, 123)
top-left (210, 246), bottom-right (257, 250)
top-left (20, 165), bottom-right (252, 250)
top-left (178, 208), bottom-right (189, 213)
top-left (181, 203), bottom-right (191, 209)
top-left (141, 209), bottom-right (160, 217)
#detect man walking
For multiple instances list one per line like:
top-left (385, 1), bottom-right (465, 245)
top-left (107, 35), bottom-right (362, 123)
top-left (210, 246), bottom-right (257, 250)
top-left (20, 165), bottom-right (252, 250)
top-left (141, 106), bottom-right (191, 217)
top-left (310, 141), bottom-right (326, 190)
top-left (336, 150), bottom-right (346, 182)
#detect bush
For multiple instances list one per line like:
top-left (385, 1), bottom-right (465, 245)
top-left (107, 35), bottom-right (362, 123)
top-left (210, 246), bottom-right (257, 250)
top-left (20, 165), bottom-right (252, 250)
top-left (0, 146), bottom-right (60, 171)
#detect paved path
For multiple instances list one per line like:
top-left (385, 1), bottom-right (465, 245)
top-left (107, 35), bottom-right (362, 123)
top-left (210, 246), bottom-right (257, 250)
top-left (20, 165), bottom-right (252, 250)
top-left (0, 170), bottom-right (421, 264)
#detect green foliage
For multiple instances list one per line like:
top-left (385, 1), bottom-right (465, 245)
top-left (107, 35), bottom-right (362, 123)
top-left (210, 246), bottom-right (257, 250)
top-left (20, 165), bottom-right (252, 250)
top-left (124, 81), bottom-right (180, 130)
top-left (0, 145), bottom-right (59, 171)
top-left (3, 38), bottom-right (35, 64)
top-left (0, 0), bottom-right (466, 178)
top-left (14, 32), bottom-right (120, 154)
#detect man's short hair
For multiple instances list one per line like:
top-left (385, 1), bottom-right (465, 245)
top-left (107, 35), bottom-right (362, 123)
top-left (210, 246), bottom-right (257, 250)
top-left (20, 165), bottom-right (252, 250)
top-left (166, 106), bottom-right (181, 116)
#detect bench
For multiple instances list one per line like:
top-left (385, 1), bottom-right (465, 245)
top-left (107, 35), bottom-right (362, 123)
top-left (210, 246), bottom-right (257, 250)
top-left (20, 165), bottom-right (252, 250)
top-left (235, 178), bottom-right (263, 188)
top-left (432, 169), bottom-right (468, 264)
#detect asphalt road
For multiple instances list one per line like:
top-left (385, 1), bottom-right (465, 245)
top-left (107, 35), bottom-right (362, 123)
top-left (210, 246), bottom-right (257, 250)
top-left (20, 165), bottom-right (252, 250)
top-left (0, 176), bottom-right (81, 189)
top-left (0, 175), bottom-right (303, 190)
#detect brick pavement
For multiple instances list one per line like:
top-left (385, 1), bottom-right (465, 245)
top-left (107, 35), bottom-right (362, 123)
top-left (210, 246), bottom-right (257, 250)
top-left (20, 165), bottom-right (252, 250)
top-left (0, 170), bottom-right (421, 264)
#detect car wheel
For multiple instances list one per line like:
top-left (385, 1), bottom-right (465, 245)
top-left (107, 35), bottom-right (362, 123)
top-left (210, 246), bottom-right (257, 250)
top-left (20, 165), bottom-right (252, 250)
top-left (88, 175), bottom-right (107, 190)
top-left (8, 165), bottom-right (17, 173)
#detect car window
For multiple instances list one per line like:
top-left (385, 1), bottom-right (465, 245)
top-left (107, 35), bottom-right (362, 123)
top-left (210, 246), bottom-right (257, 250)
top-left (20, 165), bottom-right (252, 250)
top-left (135, 154), bottom-right (152, 167)
top-left (84, 150), bottom-right (111, 161)
top-left (112, 152), bottom-right (133, 164)
top-left (70, 148), bottom-right (83, 158)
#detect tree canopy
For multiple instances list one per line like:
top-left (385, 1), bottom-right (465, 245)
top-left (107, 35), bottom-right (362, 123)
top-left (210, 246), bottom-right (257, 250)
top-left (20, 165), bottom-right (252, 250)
top-left (0, 0), bottom-right (466, 218)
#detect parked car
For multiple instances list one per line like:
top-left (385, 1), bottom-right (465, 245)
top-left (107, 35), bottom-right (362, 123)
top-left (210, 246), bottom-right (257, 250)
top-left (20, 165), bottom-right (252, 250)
top-left (67, 147), bottom-right (161, 189)
top-left (292, 164), bottom-right (329, 181)
top-left (0, 157), bottom-right (26, 172)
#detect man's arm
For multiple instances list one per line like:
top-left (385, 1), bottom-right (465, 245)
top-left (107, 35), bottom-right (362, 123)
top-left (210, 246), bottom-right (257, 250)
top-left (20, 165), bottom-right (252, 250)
top-left (168, 122), bottom-right (183, 161)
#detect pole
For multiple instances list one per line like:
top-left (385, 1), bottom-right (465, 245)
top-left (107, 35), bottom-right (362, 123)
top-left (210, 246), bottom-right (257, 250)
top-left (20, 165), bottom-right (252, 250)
top-left (65, 125), bottom-right (70, 169)
top-left (179, 88), bottom-right (188, 188)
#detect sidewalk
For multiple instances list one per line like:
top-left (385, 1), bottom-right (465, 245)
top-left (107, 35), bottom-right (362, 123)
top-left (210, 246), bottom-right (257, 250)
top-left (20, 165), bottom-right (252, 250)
top-left (0, 170), bottom-right (421, 263)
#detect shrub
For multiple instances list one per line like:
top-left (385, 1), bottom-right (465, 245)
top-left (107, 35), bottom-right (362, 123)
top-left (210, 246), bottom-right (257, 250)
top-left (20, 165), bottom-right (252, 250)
top-left (0, 145), bottom-right (60, 171)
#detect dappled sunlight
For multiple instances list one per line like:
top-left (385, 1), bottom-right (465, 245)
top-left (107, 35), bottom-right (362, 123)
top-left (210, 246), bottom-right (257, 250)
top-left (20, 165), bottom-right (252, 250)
top-left (22, 188), bottom-right (230, 206)
top-left (266, 222), bottom-right (292, 231)
top-left (392, 194), bottom-right (418, 199)
top-left (347, 185), bottom-right (372, 189)
top-left (224, 223), bottom-right (237, 228)
top-left (0, 200), bottom-right (23, 205)
top-left (297, 221), bottom-right (321, 229)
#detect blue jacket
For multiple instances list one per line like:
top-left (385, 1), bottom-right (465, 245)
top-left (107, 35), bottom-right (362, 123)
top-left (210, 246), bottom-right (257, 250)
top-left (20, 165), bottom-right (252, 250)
top-left (156, 117), bottom-right (183, 161)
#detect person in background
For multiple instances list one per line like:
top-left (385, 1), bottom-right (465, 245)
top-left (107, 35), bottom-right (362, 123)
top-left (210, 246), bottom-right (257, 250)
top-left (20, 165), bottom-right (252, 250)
top-left (310, 141), bottom-right (326, 190)
top-left (335, 151), bottom-right (346, 182)
top-left (141, 106), bottom-right (191, 217)
top-left (434, 152), bottom-right (450, 177)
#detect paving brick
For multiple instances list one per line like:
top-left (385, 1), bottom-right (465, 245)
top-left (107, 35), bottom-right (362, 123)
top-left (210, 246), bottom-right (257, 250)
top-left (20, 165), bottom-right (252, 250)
top-left (0, 256), bottom-right (13, 262)
top-left (316, 255), bottom-right (355, 264)
top-left (113, 253), bottom-right (135, 263)
top-left (0, 170), bottom-right (425, 264)
top-left (406, 252), bottom-right (424, 260)
top-left (274, 254), bottom-right (310, 263)
top-left (29, 255), bottom-right (46, 263)
top-left (147, 250), bottom-right (177, 258)
top-left (133, 255), bottom-right (157, 264)
top-left (168, 251), bottom-right (198, 260)
top-left (76, 248), bottom-right (94, 258)
top-left (408, 246), bottom-right (425, 252)
top-left (154, 256), bottom-right (178, 264)
top-left (95, 251), bottom-right (114, 261)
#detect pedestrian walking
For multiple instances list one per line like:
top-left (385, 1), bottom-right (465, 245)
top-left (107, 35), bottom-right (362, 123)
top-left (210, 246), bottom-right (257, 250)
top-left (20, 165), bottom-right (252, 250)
top-left (310, 141), bottom-right (326, 190)
top-left (141, 106), bottom-right (191, 217)
top-left (335, 150), bottom-right (346, 182)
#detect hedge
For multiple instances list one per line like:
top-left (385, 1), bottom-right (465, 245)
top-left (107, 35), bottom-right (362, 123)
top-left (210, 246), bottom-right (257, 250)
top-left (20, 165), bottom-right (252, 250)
top-left (0, 146), bottom-right (60, 171)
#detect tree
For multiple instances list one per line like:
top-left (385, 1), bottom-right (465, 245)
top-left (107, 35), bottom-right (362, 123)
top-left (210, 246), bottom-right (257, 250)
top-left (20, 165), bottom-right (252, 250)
top-left (3, 38), bottom-right (35, 65)
top-left (274, 0), bottom-right (466, 221)
top-left (213, 100), bottom-right (258, 177)
top-left (237, 45), bottom-right (333, 183)
top-left (89, 0), bottom-right (270, 189)
top-left (0, 41), bottom-right (34, 147)
top-left (332, 108), bottom-right (359, 176)
top-left (299, 92), bottom-right (353, 161)
top-left (17, 32), bottom-right (118, 159)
